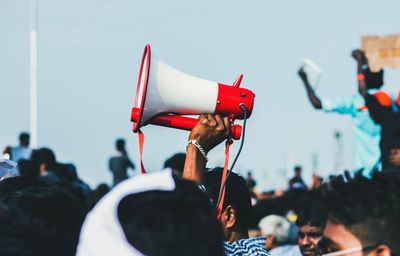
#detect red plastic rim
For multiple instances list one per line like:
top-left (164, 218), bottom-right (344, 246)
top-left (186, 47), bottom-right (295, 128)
top-left (132, 44), bottom-right (151, 132)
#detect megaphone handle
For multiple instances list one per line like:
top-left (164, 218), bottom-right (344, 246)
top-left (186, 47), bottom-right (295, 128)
top-left (149, 115), bottom-right (242, 140)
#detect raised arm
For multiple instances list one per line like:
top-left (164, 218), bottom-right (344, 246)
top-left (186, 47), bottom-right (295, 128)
top-left (183, 114), bottom-right (231, 184)
top-left (351, 49), bottom-right (369, 97)
top-left (298, 67), bottom-right (322, 109)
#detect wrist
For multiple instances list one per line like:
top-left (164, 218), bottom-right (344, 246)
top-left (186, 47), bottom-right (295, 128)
top-left (188, 135), bottom-right (209, 152)
top-left (187, 140), bottom-right (209, 161)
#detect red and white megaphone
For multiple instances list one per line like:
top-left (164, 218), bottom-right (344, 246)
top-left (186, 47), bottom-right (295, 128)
top-left (130, 44), bottom-right (255, 140)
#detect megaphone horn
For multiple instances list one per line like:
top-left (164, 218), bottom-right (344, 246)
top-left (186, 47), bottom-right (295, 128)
top-left (130, 44), bottom-right (255, 140)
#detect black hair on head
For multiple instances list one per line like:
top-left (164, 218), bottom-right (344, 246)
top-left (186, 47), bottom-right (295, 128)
top-left (322, 171), bottom-right (400, 254)
top-left (118, 175), bottom-right (223, 256)
top-left (365, 68), bottom-right (384, 89)
top-left (204, 167), bottom-right (251, 233)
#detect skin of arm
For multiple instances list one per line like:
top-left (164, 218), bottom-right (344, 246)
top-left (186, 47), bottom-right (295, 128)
top-left (183, 114), bottom-right (231, 184)
top-left (352, 49), bottom-right (384, 124)
top-left (352, 50), bottom-right (368, 97)
top-left (298, 67), bottom-right (322, 109)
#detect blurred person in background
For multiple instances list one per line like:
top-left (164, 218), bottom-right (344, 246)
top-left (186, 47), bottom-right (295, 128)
top-left (2, 132), bottom-right (32, 162)
top-left (3, 132), bottom-right (32, 176)
top-left (18, 159), bottom-right (40, 178)
top-left (289, 166), bottom-right (307, 190)
top-left (310, 174), bottom-right (323, 190)
top-left (259, 215), bottom-right (301, 256)
top-left (31, 147), bottom-right (60, 185)
top-left (298, 55), bottom-right (382, 178)
top-left (354, 49), bottom-right (400, 172)
top-left (163, 152), bottom-right (186, 176)
top-left (109, 138), bottom-right (135, 187)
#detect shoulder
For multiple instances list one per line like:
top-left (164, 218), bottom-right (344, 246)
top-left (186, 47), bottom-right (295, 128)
top-left (224, 237), bottom-right (269, 256)
top-left (369, 90), bottom-right (392, 107)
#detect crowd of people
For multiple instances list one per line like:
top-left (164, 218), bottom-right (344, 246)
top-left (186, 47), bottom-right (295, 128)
top-left (0, 48), bottom-right (399, 255)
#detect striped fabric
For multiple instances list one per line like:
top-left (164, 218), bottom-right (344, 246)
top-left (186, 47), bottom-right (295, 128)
top-left (224, 236), bottom-right (269, 256)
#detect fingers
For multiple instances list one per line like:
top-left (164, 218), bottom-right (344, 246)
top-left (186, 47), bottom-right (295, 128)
top-left (223, 117), bottom-right (231, 136)
top-left (198, 113), bottom-right (230, 134)
top-left (206, 114), bottom-right (217, 127)
top-left (214, 115), bottom-right (225, 131)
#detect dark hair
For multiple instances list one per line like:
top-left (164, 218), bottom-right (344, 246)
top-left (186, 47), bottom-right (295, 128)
top-left (31, 147), bottom-right (57, 170)
top-left (0, 176), bottom-right (46, 195)
top-left (87, 183), bottom-right (110, 210)
top-left (0, 185), bottom-right (85, 256)
top-left (19, 132), bottom-right (30, 145)
top-left (294, 166), bottom-right (302, 173)
top-left (115, 139), bottom-right (127, 155)
top-left (204, 167), bottom-right (251, 233)
top-left (117, 176), bottom-right (223, 256)
top-left (296, 191), bottom-right (327, 228)
top-left (322, 171), bottom-right (400, 254)
top-left (365, 68), bottom-right (384, 89)
top-left (164, 153), bottom-right (186, 175)
top-left (18, 160), bottom-right (40, 178)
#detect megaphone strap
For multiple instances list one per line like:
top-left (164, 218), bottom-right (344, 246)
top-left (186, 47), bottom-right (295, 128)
top-left (216, 140), bottom-right (231, 219)
top-left (138, 129), bottom-right (147, 174)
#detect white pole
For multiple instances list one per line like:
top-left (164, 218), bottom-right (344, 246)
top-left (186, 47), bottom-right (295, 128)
top-left (30, 0), bottom-right (38, 148)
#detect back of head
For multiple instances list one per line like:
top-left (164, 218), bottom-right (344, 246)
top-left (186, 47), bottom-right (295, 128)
top-left (31, 147), bottom-right (57, 170)
top-left (296, 191), bottom-right (326, 228)
top-left (18, 159), bottom-right (40, 178)
top-left (365, 68), bottom-right (384, 89)
top-left (118, 176), bottom-right (223, 256)
top-left (259, 215), bottom-right (297, 245)
top-left (323, 171), bottom-right (400, 254)
top-left (0, 186), bottom-right (85, 256)
top-left (19, 132), bottom-right (30, 147)
top-left (204, 167), bottom-right (251, 233)
top-left (115, 138), bottom-right (126, 153)
top-left (163, 153), bottom-right (186, 175)
top-left (0, 176), bottom-right (46, 194)
top-left (294, 165), bottom-right (302, 174)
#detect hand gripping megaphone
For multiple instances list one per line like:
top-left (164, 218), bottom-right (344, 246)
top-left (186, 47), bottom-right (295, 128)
top-left (130, 44), bottom-right (255, 140)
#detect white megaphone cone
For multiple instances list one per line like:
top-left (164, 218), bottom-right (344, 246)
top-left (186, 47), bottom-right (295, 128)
top-left (131, 44), bottom-right (255, 140)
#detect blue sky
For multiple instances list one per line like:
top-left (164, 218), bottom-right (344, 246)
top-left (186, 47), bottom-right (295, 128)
top-left (1, 0), bottom-right (399, 190)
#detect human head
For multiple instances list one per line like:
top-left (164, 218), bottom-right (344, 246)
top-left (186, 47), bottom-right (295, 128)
top-left (294, 166), bottom-right (302, 176)
top-left (311, 175), bottom-right (323, 190)
top-left (0, 184), bottom-right (85, 256)
top-left (364, 68), bottom-right (384, 90)
top-left (77, 170), bottom-right (223, 256)
top-left (19, 132), bottom-right (30, 147)
top-left (320, 171), bottom-right (400, 256)
top-left (87, 183), bottom-right (110, 210)
top-left (204, 167), bottom-right (251, 239)
top-left (31, 147), bottom-right (57, 172)
top-left (163, 153), bottom-right (186, 176)
top-left (259, 215), bottom-right (298, 249)
top-left (388, 135), bottom-right (400, 169)
top-left (296, 199), bottom-right (326, 256)
top-left (18, 159), bottom-right (40, 178)
top-left (115, 138), bottom-right (126, 153)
